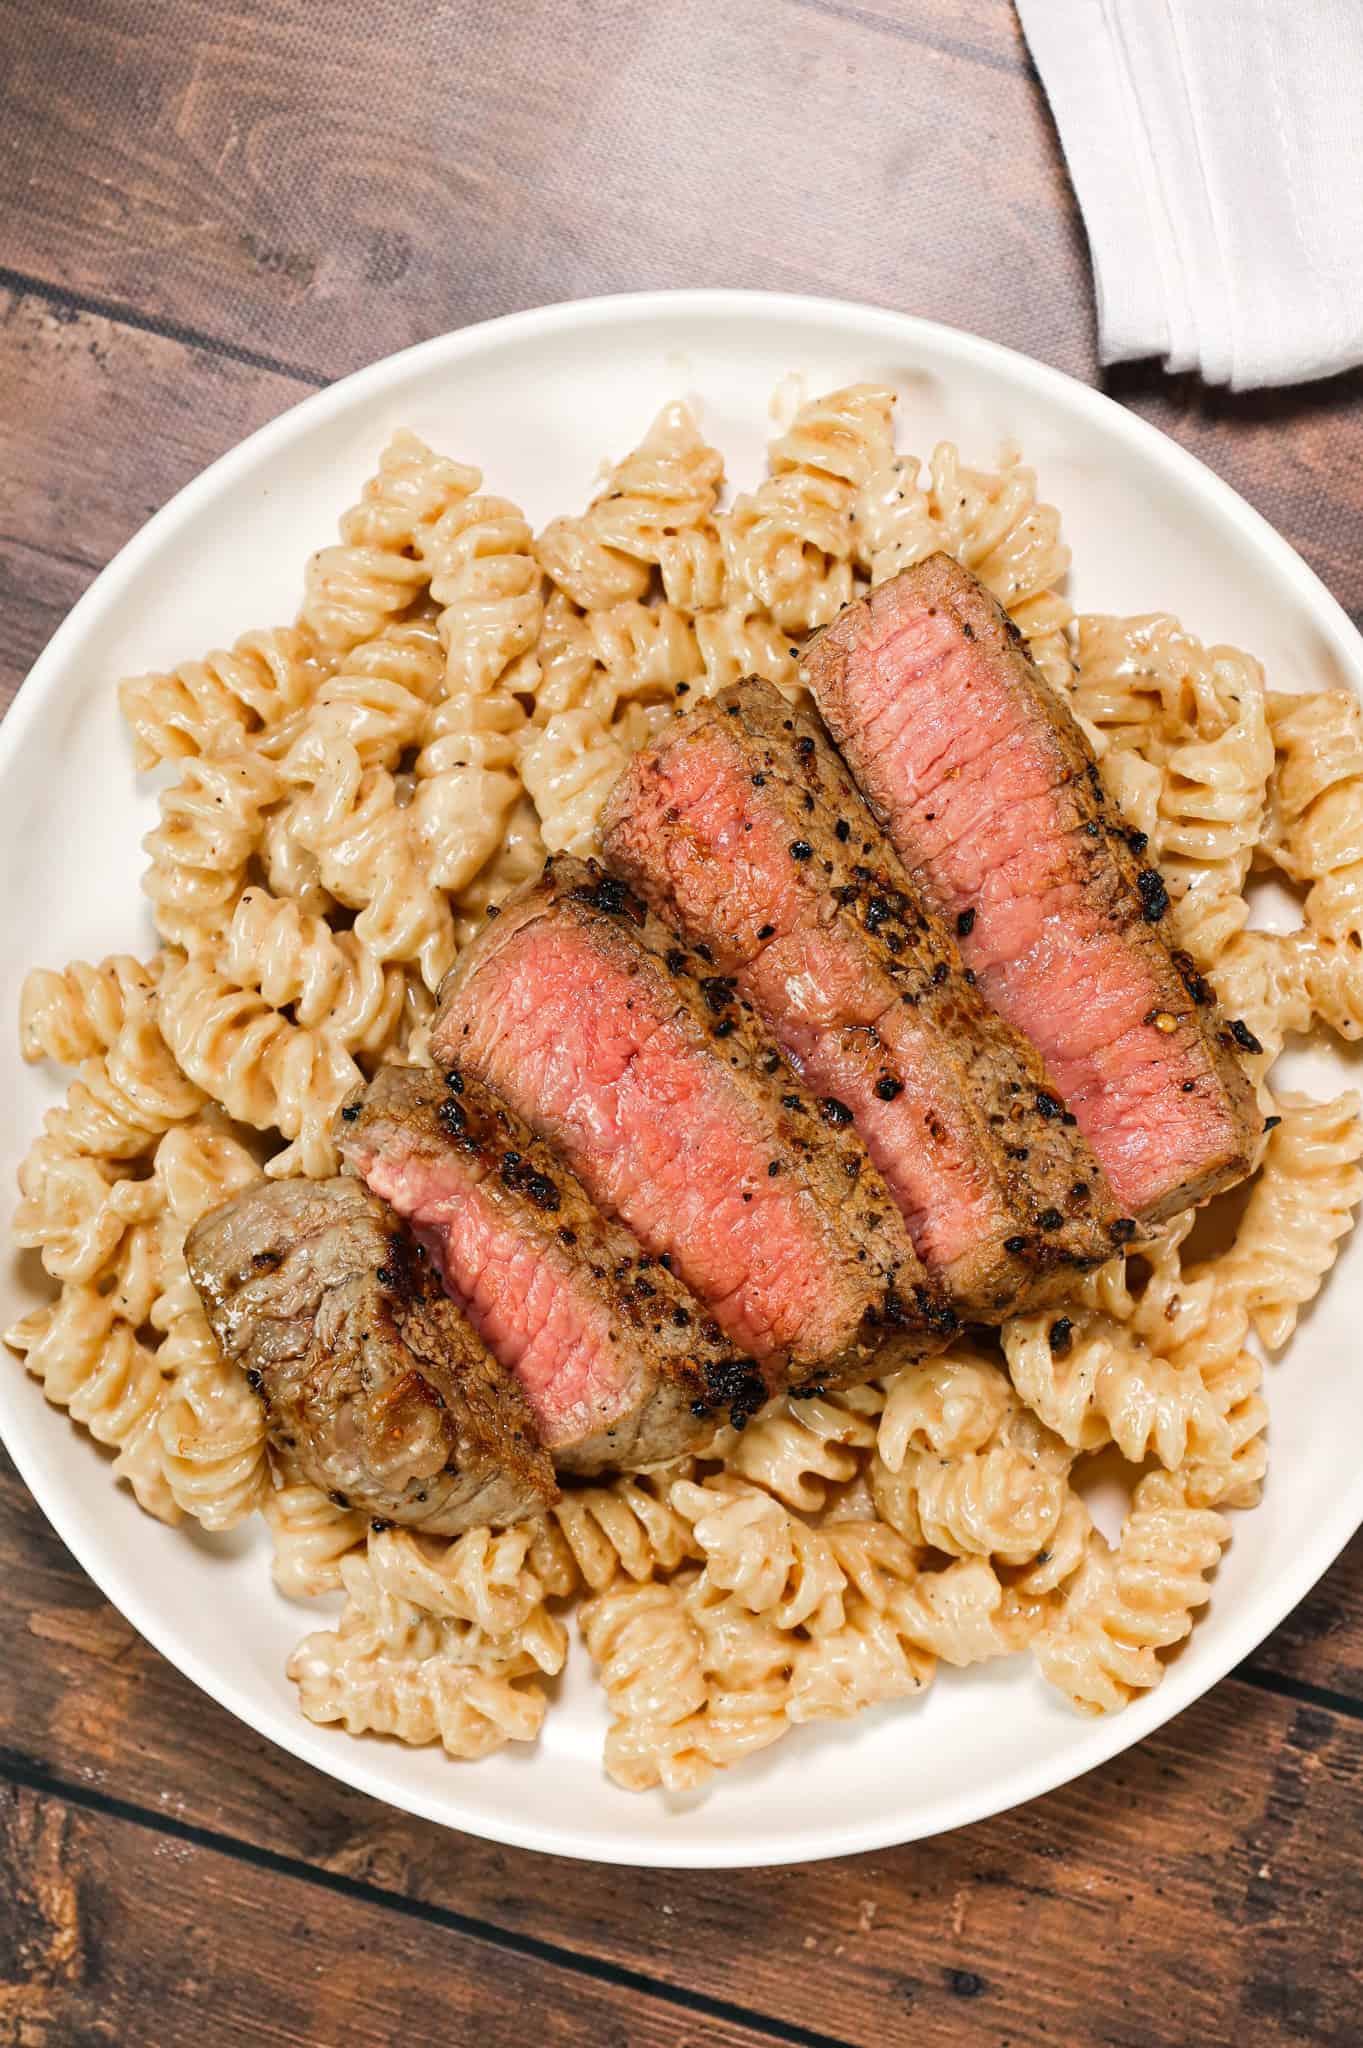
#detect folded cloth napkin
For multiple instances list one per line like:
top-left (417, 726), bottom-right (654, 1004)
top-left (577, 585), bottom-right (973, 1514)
top-left (1015, 0), bottom-right (1363, 389)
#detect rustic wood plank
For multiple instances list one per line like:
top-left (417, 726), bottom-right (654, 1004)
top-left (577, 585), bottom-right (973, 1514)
top-left (0, 1452), bottom-right (1359, 2048)
top-left (0, 1781), bottom-right (795, 2048)
top-left (0, 539), bottom-right (88, 719)
top-left (1243, 1532), bottom-right (1363, 1700)
top-left (1112, 364), bottom-right (1363, 624)
top-left (0, 0), bottom-right (1096, 385)
top-left (0, 289), bottom-right (308, 714)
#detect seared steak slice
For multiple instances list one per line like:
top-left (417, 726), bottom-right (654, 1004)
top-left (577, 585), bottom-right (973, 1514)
top-left (804, 556), bottom-right (1259, 1220)
top-left (336, 1067), bottom-right (765, 1472)
top-left (601, 679), bottom-right (1119, 1314)
top-left (432, 855), bottom-right (955, 1390)
top-left (186, 1176), bottom-right (556, 1532)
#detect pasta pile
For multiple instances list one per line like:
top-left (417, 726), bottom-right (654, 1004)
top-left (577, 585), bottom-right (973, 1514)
top-left (10, 384), bottom-right (1363, 1792)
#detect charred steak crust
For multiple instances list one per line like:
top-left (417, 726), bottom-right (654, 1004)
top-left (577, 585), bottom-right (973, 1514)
top-left (803, 555), bottom-right (1259, 1220)
top-left (186, 1176), bottom-right (557, 1533)
top-left (335, 1065), bottom-right (768, 1466)
top-left (433, 854), bottom-right (956, 1390)
top-left (600, 678), bottom-right (1121, 1314)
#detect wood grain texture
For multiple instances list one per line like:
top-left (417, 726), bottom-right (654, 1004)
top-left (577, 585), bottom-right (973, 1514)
top-left (0, 1782), bottom-right (792, 2048)
top-left (0, 289), bottom-right (304, 714)
top-left (1112, 364), bottom-right (1363, 624)
top-left (1, 1449), bottom-right (1360, 2048)
top-left (4, 0), bottom-right (1363, 2040)
top-left (0, 0), bottom-right (1093, 382)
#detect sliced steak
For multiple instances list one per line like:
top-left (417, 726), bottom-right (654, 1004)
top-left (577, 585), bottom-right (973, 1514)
top-left (336, 1066), bottom-right (765, 1472)
top-left (600, 679), bottom-right (1120, 1314)
top-left (804, 554), bottom-right (1258, 1220)
top-left (432, 855), bottom-right (955, 1390)
top-left (186, 1176), bottom-right (556, 1532)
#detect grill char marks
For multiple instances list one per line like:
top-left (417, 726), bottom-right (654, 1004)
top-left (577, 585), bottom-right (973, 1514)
top-left (337, 1066), bottom-right (766, 1471)
top-left (600, 678), bottom-right (1121, 1315)
top-left (804, 554), bottom-right (1259, 1220)
top-left (185, 1176), bottom-right (557, 1533)
top-left (432, 854), bottom-right (954, 1390)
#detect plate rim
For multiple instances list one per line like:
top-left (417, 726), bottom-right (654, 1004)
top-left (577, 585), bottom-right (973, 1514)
top-left (3, 285), bottom-right (1361, 1869)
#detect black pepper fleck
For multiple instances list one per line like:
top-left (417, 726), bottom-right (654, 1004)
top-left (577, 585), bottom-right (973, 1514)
top-left (1137, 868), bottom-right (1170, 921)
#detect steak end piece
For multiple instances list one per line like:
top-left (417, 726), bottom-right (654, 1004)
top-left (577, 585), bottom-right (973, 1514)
top-left (186, 1176), bottom-right (557, 1533)
top-left (803, 554), bottom-right (1259, 1221)
top-left (337, 1066), bottom-right (767, 1473)
top-left (432, 855), bottom-right (955, 1390)
top-left (601, 677), bottom-right (1121, 1316)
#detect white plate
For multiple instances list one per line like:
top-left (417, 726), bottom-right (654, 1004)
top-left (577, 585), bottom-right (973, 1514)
top-left (3, 290), bottom-right (1361, 1869)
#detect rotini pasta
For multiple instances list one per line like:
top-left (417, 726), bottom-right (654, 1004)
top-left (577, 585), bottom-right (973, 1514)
top-left (6, 1287), bottom-right (178, 1522)
top-left (289, 1545), bottom-right (562, 1761)
top-left (41, 1000), bottom-right (206, 1161)
top-left (1209, 1094), bottom-right (1363, 1349)
top-left (156, 1330), bottom-right (272, 1530)
top-left (266, 1462), bottom-right (367, 1599)
top-left (279, 745), bottom-right (459, 989)
top-left (537, 402), bottom-right (724, 614)
top-left (1073, 615), bottom-right (1272, 966)
top-left (141, 748), bottom-right (282, 955)
top-left (876, 1351), bottom-right (1072, 1565)
top-left (724, 1387), bottom-right (882, 1511)
top-left (1035, 1471), bottom-right (1229, 1714)
top-left (859, 437), bottom-right (1072, 682)
top-left (1266, 688), bottom-right (1363, 940)
top-left (300, 429), bottom-right (479, 652)
top-left (528, 1468), bottom-right (700, 1595)
top-left (520, 706), bottom-right (630, 855)
top-left (157, 959), bottom-right (361, 1180)
top-left (418, 494), bottom-right (543, 696)
top-left (224, 888), bottom-right (409, 1057)
top-left (20, 955), bottom-right (160, 1068)
top-left (1002, 1308), bottom-right (1229, 1470)
top-left (118, 624), bottom-right (333, 771)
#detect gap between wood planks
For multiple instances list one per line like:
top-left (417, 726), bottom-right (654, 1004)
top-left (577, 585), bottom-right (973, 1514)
top-left (0, 1745), bottom-right (857, 2048)
top-left (778, 0), bottom-right (1031, 77)
top-left (1234, 1663), bottom-right (1363, 1723)
top-left (0, 264), bottom-right (327, 390)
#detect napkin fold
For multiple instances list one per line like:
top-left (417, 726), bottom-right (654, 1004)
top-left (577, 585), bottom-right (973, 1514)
top-left (1015, 0), bottom-right (1363, 389)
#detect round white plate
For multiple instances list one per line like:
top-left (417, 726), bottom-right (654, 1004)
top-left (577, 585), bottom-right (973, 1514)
top-left (3, 291), bottom-right (1360, 1869)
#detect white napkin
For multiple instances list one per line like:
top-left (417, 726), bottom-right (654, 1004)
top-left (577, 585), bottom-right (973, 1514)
top-left (1015, 0), bottom-right (1363, 389)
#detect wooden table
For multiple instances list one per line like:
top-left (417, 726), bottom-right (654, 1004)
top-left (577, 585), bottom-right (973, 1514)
top-left (3, 4), bottom-right (1361, 2042)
